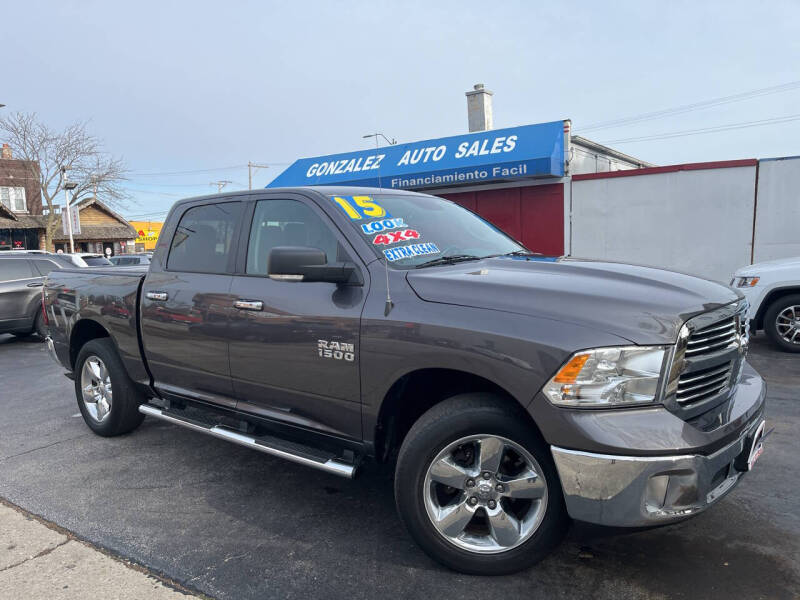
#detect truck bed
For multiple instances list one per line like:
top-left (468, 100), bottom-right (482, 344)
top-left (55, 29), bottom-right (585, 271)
top-left (44, 266), bottom-right (150, 385)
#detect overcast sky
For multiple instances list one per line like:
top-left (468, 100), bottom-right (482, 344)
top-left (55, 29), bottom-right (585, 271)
top-left (4, 0), bottom-right (799, 219)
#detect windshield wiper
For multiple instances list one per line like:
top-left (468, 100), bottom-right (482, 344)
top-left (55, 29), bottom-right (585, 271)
top-left (414, 254), bottom-right (482, 269)
top-left (484, 250), bottom-right (544, 258)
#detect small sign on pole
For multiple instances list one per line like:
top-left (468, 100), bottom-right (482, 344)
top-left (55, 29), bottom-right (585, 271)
top-left (62, 204), bottom-right (81, 236)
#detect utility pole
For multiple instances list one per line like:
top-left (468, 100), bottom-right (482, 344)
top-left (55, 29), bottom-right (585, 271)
top-left (210, 180), bottom-right (232, 193)
top-left (61, 167), bottom-right (78, 253)
top-left (248, 162), bottom-right (270, 190)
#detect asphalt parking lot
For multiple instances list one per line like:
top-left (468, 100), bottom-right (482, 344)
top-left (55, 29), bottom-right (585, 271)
top-left (0, 333), bottom-right (797, 600)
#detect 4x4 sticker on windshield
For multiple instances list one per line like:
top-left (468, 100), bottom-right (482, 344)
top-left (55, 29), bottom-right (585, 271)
top-left (331, 195), bottom-right (391, 220)
top-left (372, 229), bottom-right (421, 245)
top-left (383, 243), bottom-right (441, 262)
top-left (360, 217), bottom-right (406, 234)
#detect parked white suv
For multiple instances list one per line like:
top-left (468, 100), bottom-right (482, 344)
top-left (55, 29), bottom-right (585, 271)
top-left (732, 256), bottom-right (800, 352)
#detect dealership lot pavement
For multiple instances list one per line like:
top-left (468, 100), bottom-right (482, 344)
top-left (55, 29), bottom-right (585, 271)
top-left (0, 333), bottom-right (797, 600)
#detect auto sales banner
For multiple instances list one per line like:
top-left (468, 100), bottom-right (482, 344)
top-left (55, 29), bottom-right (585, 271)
top-left (267, 120), bottom-right (565, 190)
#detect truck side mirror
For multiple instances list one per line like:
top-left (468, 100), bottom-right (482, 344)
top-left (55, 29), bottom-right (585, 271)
top-left (267, 246), bottom-right (360, 285)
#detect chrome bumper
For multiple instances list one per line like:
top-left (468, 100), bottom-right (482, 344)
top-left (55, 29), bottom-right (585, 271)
top-left (551, 416), bottom-right (766, 527)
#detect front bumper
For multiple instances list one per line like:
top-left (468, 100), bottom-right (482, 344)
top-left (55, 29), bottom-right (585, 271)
top-left (551, 415), bottom-right (766, 527)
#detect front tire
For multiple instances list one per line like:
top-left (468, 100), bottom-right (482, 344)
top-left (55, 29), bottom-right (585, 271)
top-left (74, 338), bottom-right (145, 436)
top-left (394, 393), bottom-right (568, 575)
top-left (763, 294), bottom-right (800, 352)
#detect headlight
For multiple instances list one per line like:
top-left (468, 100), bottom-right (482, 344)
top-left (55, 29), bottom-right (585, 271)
top-left (543, 346), bottom-right (667, 407)
top-left (733, 276), bottom-right (759, 288)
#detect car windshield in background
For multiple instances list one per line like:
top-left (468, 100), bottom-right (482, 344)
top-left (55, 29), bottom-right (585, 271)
top-left (327, 194), bottom-right (526, 268)
top-left (83, 256), bottom-right (113, 266)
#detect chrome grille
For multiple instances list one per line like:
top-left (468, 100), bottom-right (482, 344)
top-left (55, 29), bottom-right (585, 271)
top-left (676, 361), bottom-right (732, 404)
top-left (685, 316), bottom-right (737, 357)
top-left (665, 302), bottom-right (748, 413)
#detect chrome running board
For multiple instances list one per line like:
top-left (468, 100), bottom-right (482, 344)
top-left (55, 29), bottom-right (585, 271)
top-left (138, 404), bottom-right (356, 479)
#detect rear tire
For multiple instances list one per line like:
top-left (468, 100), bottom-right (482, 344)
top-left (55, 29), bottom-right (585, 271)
top-left (74, 338), bottom-right (146, 436)
top-left (17, 311), bottom-right (47, 342)
top-left (763, 294), bottom-right (800, 352)
top-left (394, 393), bottom-right (568, 575)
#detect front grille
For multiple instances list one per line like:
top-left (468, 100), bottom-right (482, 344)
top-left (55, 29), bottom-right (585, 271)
top-left (665, 303), bottom-right (748, 414)
top-left (676, 361), bottom-right (732, 404)
top-left (685, 317), bottom-right (737, 357)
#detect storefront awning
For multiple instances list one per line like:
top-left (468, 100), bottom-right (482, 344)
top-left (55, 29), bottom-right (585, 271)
top-left (268, 120), bottom-right (565, 190)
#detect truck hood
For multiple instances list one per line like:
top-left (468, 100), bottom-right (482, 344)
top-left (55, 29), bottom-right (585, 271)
top-left (406, 257), bottom-right (741, 345)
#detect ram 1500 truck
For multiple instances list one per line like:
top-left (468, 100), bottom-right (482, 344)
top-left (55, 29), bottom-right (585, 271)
top-left (44, 187), bottom-right (767, 575)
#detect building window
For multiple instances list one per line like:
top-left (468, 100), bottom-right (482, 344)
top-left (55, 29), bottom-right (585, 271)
top-left (0, 186), bottom-right (27, 212)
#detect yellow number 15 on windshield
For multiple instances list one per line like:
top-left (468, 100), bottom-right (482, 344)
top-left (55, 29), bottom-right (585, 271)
top-left (332, 196), bottom-right (390, 220)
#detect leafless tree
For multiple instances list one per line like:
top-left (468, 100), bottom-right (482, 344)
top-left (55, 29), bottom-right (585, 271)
top-left (0, 112), bottom-right (128, 248)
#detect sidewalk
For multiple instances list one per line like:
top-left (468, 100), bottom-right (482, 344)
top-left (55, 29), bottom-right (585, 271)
top-left (0, 501), bottom-right (199, 599)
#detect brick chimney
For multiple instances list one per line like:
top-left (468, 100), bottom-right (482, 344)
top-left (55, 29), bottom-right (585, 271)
top-left (465, 83), bottom-right (494, 132)
top-left (1, 144), bottom-right (11, 159)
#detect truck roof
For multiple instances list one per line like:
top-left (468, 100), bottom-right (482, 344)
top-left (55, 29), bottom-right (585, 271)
top-left (171, 186), bottom-right (427, 208)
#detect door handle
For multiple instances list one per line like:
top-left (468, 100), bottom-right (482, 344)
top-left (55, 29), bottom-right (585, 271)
top-left (27, 282), bottom-right (44, 287)
top-left (234, 299), bottom-right (263, 311)
top-left (146, 291), bottom-right (169, 301)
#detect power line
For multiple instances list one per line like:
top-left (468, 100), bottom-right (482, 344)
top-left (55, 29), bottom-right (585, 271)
top-left (129, 164), bottom-right (247, 177)
top-left (577, 79), bottom-right (800, 133)
top-left (124, 181), bottom-right (217, 188)
top-left (125, 211), bottom-right (170, 220)
top-left (600, 113), bottom-right (800, 144)
top-left (129, 161), bottom-right (291, 178)
top-left (122, 188), bottom-right (183, 197)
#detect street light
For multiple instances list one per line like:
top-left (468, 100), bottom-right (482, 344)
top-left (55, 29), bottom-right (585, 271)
top-left (63, 172), bottom-right (78, 253)
top-left (362, 133), bottom-right (397, 189)
top-left (362, 132), bottom-right (396, 145)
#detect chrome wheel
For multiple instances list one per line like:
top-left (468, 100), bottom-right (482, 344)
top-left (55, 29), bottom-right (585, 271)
top-left (776, 305), bottom-right (800, 345)
top-left (422, 434), bottom-right (548, 554)
top-left (80, 355), bottom-right (113, 422)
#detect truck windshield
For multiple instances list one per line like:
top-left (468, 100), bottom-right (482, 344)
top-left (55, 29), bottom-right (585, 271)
top-left (327, 193), bottom-right (526, 268)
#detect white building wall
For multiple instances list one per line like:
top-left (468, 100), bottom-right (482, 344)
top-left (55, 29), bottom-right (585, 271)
top-left (753, 156), bottom-right (800, 263)
top-left (570, 165), bottom-right (757, 283)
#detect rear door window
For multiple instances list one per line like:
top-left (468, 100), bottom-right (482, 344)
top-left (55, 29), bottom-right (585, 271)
top-left (167, 202), bottom-right (242, 274)
top-left (0, 259), bottom-right (34, 282)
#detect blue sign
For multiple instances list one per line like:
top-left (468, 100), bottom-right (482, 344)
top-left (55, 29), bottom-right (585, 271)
top-left (267, 121), bottom-right (565, 190)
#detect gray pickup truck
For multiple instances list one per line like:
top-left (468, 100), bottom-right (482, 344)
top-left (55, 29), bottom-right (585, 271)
top-left (44, 186), bottom-right (767, 574)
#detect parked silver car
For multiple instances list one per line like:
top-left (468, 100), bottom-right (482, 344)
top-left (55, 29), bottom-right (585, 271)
top-left (0, 254), bottom-right (74, 338)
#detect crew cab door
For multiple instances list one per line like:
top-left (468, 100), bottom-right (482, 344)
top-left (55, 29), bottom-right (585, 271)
top-left (140, 200), bottom-right (244, 407)
top-left (228, 194), bottom-right (366, 439)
